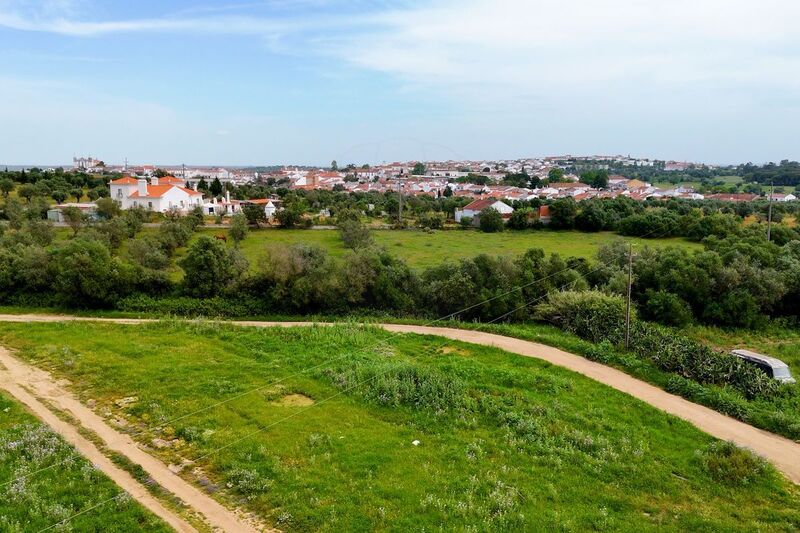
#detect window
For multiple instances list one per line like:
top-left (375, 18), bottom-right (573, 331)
top-left (117, 189), bottom-right (122, 198)
top-left (148, 202), bottom-right (153, 209)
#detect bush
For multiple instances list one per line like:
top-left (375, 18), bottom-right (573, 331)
top-left (478, 208), bottom-right (504, 233)
top-left (324, 361), bottom-right (467, 412)
top-left (179, 236), bottom-right (247, 298)
top-left (338, 219), bottom-right (373, 249)
top-left (458, 216), bottom-right (473, 229)
top-left (697, 441), bottom-right (768, 486)
top-left (534, 291), bottom-right (629, 343)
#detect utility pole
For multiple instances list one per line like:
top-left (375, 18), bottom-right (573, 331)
top-left (625, 243), bottom-right (633, 349)
top-left (767, 181), bottom-right (774, 242)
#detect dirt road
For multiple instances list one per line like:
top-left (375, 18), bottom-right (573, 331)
top-left (0, 350), bottom-right (196, 533)
top-left (0, 346), bottom-right (263, 533)
top-left (2, 312), bottom-right (799, 490)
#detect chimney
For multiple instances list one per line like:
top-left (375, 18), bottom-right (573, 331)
top-left (151, 176), bottom-right (159, 186)
top-left (226, 190), bottom-right (230, 203)
top-left (193, 181), bottom-right (198, 192)
top-left (137, 178), bottom-right (148, 197)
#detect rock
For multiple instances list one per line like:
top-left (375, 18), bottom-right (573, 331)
top-left (412, 440), bottom-right (421, 446)
top-left (86, 399), bottom-right (96, 408)
top-left (151, 438), bottom-right (171, 449)
top-left (114, 396), bottom-right (139, 408)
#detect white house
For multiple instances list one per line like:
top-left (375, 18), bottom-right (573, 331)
top-left (110, 176), bottom-right (204, 213)
top-left (455, 198), bottom-right (514, 223)
top-left (244, 198), bottom-right (282, 219)
top-left (770, 193), bottom-right (797, 202)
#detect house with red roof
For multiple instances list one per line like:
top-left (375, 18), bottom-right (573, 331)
top-left (110, 176), bottom-right (204, 213)
top-left (455, 198), bottom-right (514, 224)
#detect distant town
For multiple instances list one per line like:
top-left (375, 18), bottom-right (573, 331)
top-left (63, 154), bottom-right (795, 211)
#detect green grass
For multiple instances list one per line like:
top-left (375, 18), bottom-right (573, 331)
top-left (0, 321), bottom-right (798, 531)
top-left (196, 228), bottom-right (700, 270)
top-left (0, 392), bottom-right (170, 532)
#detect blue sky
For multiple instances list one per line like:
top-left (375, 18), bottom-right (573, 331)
top-left (1, 0), bottom-right (799, 166)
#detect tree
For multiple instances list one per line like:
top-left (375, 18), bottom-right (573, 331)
top-left (581, 169), bottom-right (609, 189)
top-left (276, 204), bottom-right (304, 228)
top-left (53, 238), bottom-right (132, 307)
top-left (412, 162), bottom-right (426, 175)
top-left (443, 185), bottom-right (453, 197)
top-left (507, 208), bottom-right (533, 230)
top-left (0, 178), bottom-right (14, 198)
top-left (549, 198), bottom-right (578, 229)
top-left (331, 160), bottom-right (338, 171)
top-left (17, 183), bottom-right (35, 202)
top-left (242, 204), bottom-right (267, 227)
top-left (179, 236), bottom-right (247, 297)
top-left (51, 189), bottom-right (68, 204)
top-left (95, 197), bottom-right (121, 220)
top-left (479, 208), bottom-right (504, 233)
top-left (197, 178), bottom-right (209, 191)
top-left (62, 206), bottom-right (85, 237)
top-left (548, 168), bottom-right (566, 182)
top-left (339, 219), bottom-right (373, 249)
top-left (417, 211), bottom-right (446, 230)
top-left (229, 213), bottom-right (249, 246)
top-left (210, 177), bottom-right (223, 197)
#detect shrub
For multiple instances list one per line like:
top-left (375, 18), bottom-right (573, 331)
top-left (534, 291), bottom-right (628, 343)
top-left (324, 361), bottom-right (467, 413)
top-left (479, 208), bottom-right (504, 233)
top-left (339, 219), bottom-right (373, 249)
top-left (179, 236), bottom-right (248, 298)
top-left (458, 216), bottom-right (473, 229)
top-left (697, 441), bottom-right (768, 486)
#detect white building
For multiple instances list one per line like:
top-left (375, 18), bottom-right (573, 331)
top-left (455, 198), bottom-right (514, 223)
top-left (110, 176), bottom-right (204, 213)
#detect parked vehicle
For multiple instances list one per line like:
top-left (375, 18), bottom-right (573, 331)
top-left (731, 349), bottom-right (796, 384)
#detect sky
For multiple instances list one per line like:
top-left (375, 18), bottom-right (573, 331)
top-left (1, 0), bottom-right (799, 166)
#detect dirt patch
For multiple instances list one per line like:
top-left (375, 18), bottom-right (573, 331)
top-left (273, 393), bottom-right (314, 407)
top-left (441, 346), bottom-right (470, 356)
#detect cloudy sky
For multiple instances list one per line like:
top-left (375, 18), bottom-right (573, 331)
top-left (1, 0), bottom-right (799, 166)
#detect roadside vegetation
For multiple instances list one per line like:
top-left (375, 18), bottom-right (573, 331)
top-left (0, 392), bottom-right (170, 531)
top-left (0, 321), bottom-right (798, 531)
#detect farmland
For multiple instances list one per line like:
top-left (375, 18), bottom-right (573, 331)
top-left (1, 320), bottom-right (798, 531)
top-left (0, 391), bottom-right (170, 531)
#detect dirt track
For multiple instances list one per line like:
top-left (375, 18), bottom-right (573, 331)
top-left (1, 313), bottom-right (798, 527)
top-left (0, 344), bottom-right (262, 532)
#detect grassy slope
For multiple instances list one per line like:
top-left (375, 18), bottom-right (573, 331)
top-left (0, 392), bottom-right (170, 532)
top-left (0, 321), bottom-right (797, 531)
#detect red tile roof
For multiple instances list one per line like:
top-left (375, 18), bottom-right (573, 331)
top-left (110, 176), bottom-right (138, 185)
top-left (129, 185), bottom-right (202, 198)
top-left (463, 198), bottom-right (505, 211)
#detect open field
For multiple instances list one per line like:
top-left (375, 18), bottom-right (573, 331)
top-left (1, 320), bottom-right (798, 531)
top-left (198, 228), bottom-right (701, 269)
top-left (0, 391), bottom-right (170, 532)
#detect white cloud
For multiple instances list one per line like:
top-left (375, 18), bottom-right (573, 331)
top-left (331, 0), bottom-right (800, 92)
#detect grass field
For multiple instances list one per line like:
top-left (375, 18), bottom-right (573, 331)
top-left (194, 228), bottom-right (701, 269)
top-left (0, 392), bottom-right (170, 532)
top-left (1, 321), bottom-right (798, 531)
